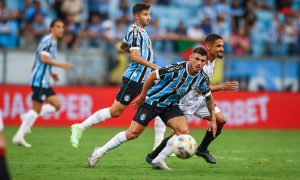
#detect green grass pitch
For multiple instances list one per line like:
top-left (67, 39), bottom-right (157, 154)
top-left (3, 127), bottom-right (300, 180)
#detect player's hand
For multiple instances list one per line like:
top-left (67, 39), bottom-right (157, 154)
top-left (61, 62), bottom-right (73, 71)
top-left (152, 65), bottom-right (160, 70)
top-left (50, 73), bottom-right (59, 82)
top-left (222, 81), bottom-right (239, 90)
top-left (210, 116), bottom-right (217, 138)
top-left (132, 95), bottom-right (146, 109)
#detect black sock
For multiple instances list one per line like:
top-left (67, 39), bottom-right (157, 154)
top-left (198, 128), bottom-right (222, 152)
top-left (148, 133), bottom-right (175, 159)
top-left (0, 149), bottom-right (10, 180)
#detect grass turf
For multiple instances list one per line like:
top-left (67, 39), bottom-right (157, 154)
top-left (3, 127), bottom-right (300, 180)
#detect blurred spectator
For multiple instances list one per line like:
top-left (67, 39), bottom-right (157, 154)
top-left (32, 12), bottom-right (48, 43)
top-left (187, 24), bottom-right (205, 41)
top-left (23, 0), bottom-right (47, 23)
top-left (213, 13), bottom-right (231, 53)
top-left (243, 0), bottom-right (257, 31)
top-left (283, 14), bottom-right (298, 55)
top-left (0, 15), bottom-right (18, 48)
top-left (175, 21), bottom-right (187, 36)
top-left (61, 0), bottom-right (83, 24)
top-left (230, 0), bottom-right (243, 31)
top-left (20, 21), bottom-right (35, 49)
top-left (87, 0), bottom-right (109, 20)
top-left (0, 0), bottom-right (9, 18)
top-left (199, 0), bottom-right (216, 23)
top-left (200, 17), bottom-right (213, 36)
top-left (216, 0), bottom-right (231, 24)
top-left (230, 26), bottom-right (250, 56)
top-left (82, 14), bottom-right (105, 47)
top-left (61, 13), bottom-right (81, 49)
top-left (113, 0), bottom-right (131, 26)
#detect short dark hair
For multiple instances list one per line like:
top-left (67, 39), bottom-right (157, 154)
top-left (50, 18), bottom-right (63, 28)
top-left (193, 47), bottom-right (207, 56)
top-left (205, 34), bottom-right (223, 44)
top-left (132, 3), bottom-right (150, 15)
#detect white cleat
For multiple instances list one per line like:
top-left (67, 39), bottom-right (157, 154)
top-left (12, 136), bottom-right (32, 148)
top-left (20, 114), bottom-right (31, 134)
top-left (151, 160), bottom-right (172, 171)
top-left (169, 153), bottom-right (176, 157)
top-left (87, 147), bottom-right (104, 168)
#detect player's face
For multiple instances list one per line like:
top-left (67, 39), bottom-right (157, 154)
top-left (209, 39), bottom-right (224, 59)
top-left (189, 53), bottom-right (207, 72)
top-left (52, 21), bottom-right (64, 38)
top-left (136, 10), bottom-right (151, 27)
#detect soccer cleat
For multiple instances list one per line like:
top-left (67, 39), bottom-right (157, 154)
top-left (20, 113), bottom-right (31, 134)
top-left (70, 124), bottom-right (83, 148)
top-left (12, 136), bottom-right (32, 148)
top-left (169, 153), bottom-right (176, 157)
top-left (87, 147), bottom-right (103, 168)
top-left (151, 160), bottom-right (172, 171)
top-left (196, 150), bottom-right (216, 164)
top-left (146, 154), bottom-right (153, 165)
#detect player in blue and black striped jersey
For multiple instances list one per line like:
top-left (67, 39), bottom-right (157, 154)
top-left (13, 19), bottom-right (73, 147)
top-left (70, 3), bottom-right (159, 148)
top-left (86, 47), bottom-right (217, 169)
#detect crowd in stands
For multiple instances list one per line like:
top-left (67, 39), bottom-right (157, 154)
top-left (0, 0), bottom-right (300, 57)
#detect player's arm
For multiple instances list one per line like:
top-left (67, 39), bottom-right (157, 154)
top-left (120, 41), bottom-right (130, 53)
top-left (210, 81), bottom-right (239, 92)
top-left (130, 49), bottom-right (159, 70)
top-left (40, 54), bottom-right (73, 71)
top-left (132, 71), bottom-right (157, 109)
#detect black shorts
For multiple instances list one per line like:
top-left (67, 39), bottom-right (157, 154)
top-left (116, 77), bottom-right (143, 105)
top-left (133, 103), bottom-right (184, 126)
top-left (32, 86), bottom-right (56, 103)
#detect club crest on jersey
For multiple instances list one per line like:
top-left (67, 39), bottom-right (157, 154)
top-left (140, 113), bottom-right (146, 121)
top-left (124, 95), bottom-right (130, 102)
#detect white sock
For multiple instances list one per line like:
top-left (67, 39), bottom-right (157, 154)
top-left (39, 104), bottom-right (56, 116)
top-left (15, 110), bottom-right (38, 138)
top-left (79, 108), bottom-right (111, 130)
top-left (153, 116), bottom-right (166, 149)
top-left (152, 135), bottom-right (177, 163)
top-left (97, 131), bottom-right (127, 156)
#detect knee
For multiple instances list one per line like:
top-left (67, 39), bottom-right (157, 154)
top-left (176, 127), bottom-right (189, 135)
top-left (110, 108), bottom-right (123, 118)
top-left (126, 131), bottom-right (140, 140)
top-left (54, 102), bottom-right (61, 111)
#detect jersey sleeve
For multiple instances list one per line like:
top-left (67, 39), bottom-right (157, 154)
top-left (123, 27), bottom-right (141, 51)
top-left (155, 63), bottom-right (185, 80)
top-left (40, 39), bottom-right (52, 57)
top-left (197, 73), bottom-right (211, 97)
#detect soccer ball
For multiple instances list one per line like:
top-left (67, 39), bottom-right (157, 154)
top-left (172, 134), bottom-right (197, 159)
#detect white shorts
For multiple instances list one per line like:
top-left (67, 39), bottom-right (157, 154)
top-left (0, 110), bottom-right (3, 132)
top-left (179, 99), bottom-right (221, 122)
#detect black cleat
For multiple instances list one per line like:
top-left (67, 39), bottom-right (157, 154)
top-left (146, 154), bottom-right (153, 165)
top-left (196, 150), bottom-right (216, 164)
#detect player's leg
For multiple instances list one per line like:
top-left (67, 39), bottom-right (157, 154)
top-left (71, 78), bottom-right (142, 148)
top-left (150, 115), bottom-right (189, 170)
top-left (153, 116), bottom-right (167, 149)
top-left (195, 106), bottom-right (225, 164)
top-left (87, 104), bottom-right (155, 167)
top-left (0, 113), bottom-right (10, 180)
top-left (12, 100), bottom-right (42, 147)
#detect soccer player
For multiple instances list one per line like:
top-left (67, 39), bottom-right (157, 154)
top-left (0, 110), bottom-right (10, 180)
top-left (86, 47), bottom-right (217, 171)
top-left (70, 3), bottom-right (159, 148)
top-left (150, 34), bottom-right (239, 166)
top-left (12, 19), bottom-right (73, 147)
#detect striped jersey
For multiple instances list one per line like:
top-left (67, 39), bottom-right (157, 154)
top-left (179, 59), bottom-right (215, 105)
top-left (122, 24), bottom-right (154, 83)
top-left (29, 34), bottom-right (58, 88)
top-left (145, 61), bottom-right (211, 108)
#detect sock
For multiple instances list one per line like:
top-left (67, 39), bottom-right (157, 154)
top-left (153, 116), bottom-right (167, 149)
top-left (14, 110), bottom-right (38, 138)
top-left (152, 135), bottom-right (177, 163)
top-left (97, 131), bottom-right (127, 156)
top-left (198, 126), bottom-right (223, 152)
top-left (79, 108), bottom-right (111, 130)
top-left (148, 133), bottom-right (175, 159)
top-left (0, 148), bottom-right (10, 180)
top-left (39, 104), bottom-right (56, 116)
